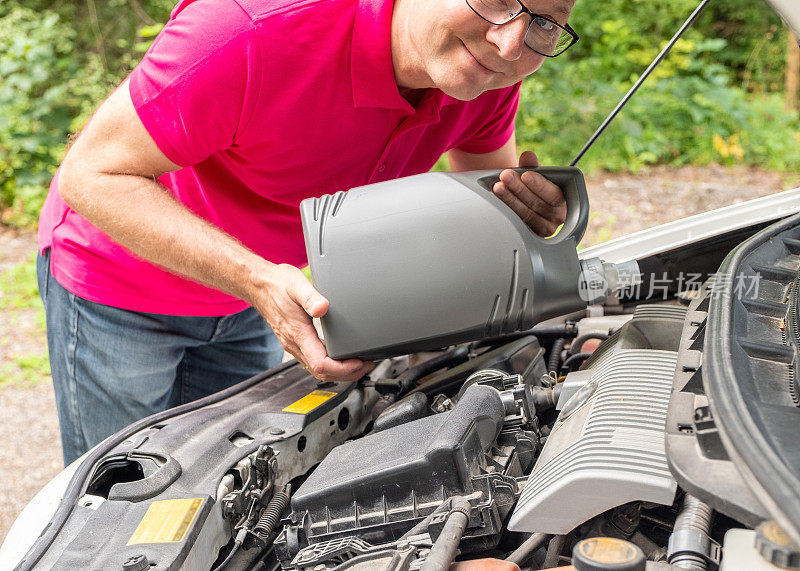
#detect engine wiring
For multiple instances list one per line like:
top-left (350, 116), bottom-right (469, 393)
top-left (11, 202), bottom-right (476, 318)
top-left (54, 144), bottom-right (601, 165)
top-left (561, 351), bottom-right (593, 373)
top-left (210, 528), bottom-right (246, 571)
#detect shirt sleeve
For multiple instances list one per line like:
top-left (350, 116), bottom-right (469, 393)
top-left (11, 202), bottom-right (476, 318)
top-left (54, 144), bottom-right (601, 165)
top-left (128, 0), bottom-right (261, 167)
top-left (455, 82), bottom-right (521, 155)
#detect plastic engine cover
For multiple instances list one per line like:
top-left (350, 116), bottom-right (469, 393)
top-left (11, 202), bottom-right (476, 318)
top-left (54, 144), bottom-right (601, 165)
top-left (508, 305), bottom-right (686, 533)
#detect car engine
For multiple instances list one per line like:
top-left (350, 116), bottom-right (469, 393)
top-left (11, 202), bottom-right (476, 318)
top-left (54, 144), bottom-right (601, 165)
top-left (263, 300), bottom-right (712, 570)
top-left (8, 213), bottom-right (800, 571)
top-left (225, 212), bottom-right (800, 571)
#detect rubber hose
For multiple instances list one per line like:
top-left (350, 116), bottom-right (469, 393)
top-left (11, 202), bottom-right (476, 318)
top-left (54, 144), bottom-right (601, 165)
top-left (506, 532), bottom-right (552, 565)
top-left (570, 331), bottom-right (609, 354)
top-left (253, 484), bottom-right (291, 537)
top-left (532, 386), bottom-right (559, 413)
top-left (473, 324), bottom-right (577, 350)
top-left (396, 346), bottom-right (470, 392)
top-left (548, 338), bottom-right (566, 373)
top-left (370, 395), bottom-right (396, 421)
top-left (400, 500), bottom-right (452, 540)
top-left (669, 495), bottom-right (714, 571)
top-left (542, 534), bottom-right (566, 568)
top-left (561, 352), bottom-right (592, 372)
top-left (420, 497), bottom-right (472, 571)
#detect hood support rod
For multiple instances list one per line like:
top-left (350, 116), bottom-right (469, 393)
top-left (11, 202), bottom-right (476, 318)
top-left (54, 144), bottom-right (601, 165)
top-left (571, 0), bottom-right (712, 167)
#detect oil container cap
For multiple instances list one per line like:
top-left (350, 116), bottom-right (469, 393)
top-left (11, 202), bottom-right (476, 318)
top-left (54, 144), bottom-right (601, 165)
top-left (572, 538), bottom-right (646, 571)
top-left (755, 520), bottom-right (800, 569)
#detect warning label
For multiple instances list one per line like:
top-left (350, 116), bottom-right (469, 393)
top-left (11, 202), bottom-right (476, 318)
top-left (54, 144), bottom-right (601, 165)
top-left (127, 498), bottom-right (204, 545)
top-left (282, 390), bottom-right (337, 414)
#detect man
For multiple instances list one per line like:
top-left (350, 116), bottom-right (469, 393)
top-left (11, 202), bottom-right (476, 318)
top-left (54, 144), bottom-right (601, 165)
top-left (38, 0), bottom-right (577, 465)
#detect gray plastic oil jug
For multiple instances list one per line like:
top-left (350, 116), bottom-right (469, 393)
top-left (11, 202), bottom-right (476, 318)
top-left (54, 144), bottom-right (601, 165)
top-left (301, 167), bottom-right (617, 360)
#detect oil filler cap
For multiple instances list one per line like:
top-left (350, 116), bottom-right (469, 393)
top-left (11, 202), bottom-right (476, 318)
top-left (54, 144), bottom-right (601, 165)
top-left (572, 537), bottom-right (645, 571)
top-left (755, 520), bottom-right (800, 568)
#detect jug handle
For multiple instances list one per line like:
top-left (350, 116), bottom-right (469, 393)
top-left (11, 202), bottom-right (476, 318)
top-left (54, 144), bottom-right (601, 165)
top-left (473, 166), bottom-right (590, 245)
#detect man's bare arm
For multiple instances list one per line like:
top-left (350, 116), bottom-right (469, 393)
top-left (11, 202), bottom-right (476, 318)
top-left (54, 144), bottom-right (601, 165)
top-left (58, 81), bottom-right (372, 382)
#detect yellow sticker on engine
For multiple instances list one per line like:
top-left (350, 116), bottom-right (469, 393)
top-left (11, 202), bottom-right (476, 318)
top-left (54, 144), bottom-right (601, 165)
top-left (282, 390), bottom-right (337, 414)
top-left (127, 498), bottom-right (203, 545)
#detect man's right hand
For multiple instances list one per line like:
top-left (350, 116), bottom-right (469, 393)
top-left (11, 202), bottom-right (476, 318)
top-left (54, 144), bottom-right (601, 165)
top-left (251, 263), bottom-right (374, 382)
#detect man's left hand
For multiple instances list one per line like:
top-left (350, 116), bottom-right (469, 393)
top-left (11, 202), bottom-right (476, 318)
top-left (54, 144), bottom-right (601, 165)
top-left (492, 151), bottom-right (567, 237)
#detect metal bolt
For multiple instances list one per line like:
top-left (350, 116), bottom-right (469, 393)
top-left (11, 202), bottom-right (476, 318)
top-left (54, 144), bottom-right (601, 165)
top-left (122, 554), bottom-right (149, 571)
top-left (269, 427), bottom-right (285, 435)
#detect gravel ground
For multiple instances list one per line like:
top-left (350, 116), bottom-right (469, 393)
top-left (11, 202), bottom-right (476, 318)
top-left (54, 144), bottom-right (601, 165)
top-left (582, 165), bottom-right (800, 245)
top-left (0, 226), bottom-right (61, 545)
top-left (0, 164), bottom-right (798, 546)
top-left (0, 383), bottom-right (62, 541)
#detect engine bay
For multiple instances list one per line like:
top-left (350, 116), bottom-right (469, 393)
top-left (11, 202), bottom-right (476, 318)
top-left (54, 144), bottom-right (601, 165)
top-left (10, 213), bottom-right (800, 571)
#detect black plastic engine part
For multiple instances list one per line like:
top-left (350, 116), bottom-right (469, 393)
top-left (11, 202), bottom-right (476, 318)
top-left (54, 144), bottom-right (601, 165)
top-left (704, 213), bottom-right (800, 543)
top-left (372, 346), bottom-right (472, 396)
top-left (409, 335), bottom-right (546, 397)
top-left (469, 322), bottom-right (578, 351)
top-left (373, 392), bottom-right (430, 433)
top-left (279, 383), bottom-right (523, 561)
top-left (665, 278), bottom-right (768, 526)
top-left (666, 218), bottom-right (800, 530)
top-left (24, 363), bottom-right (374, 571)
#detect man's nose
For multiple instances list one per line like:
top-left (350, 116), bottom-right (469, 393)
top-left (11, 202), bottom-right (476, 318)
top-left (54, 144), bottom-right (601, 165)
top-left (486, 17), bottom-right (528, 61)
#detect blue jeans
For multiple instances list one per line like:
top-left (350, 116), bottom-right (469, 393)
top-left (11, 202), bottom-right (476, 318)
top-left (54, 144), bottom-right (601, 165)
top-left (37, 250), bottom-right (284, 465)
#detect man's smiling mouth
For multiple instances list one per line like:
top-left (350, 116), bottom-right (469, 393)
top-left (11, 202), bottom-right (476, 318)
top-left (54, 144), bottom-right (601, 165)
top-left (460, 41), bottom-right (499, 74)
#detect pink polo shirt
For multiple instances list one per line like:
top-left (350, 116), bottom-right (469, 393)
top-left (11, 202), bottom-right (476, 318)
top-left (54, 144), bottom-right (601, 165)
top-left (38, 0), bottom-right (520, 316)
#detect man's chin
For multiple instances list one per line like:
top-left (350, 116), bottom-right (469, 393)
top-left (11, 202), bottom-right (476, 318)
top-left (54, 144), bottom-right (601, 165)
top-left (434, 67), bottom-right (514, 101)
top-left (438, 78), bottom-right (493, 101)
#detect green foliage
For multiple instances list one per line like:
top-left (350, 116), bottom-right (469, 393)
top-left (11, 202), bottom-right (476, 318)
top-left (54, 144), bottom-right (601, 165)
top-left (704, 0), bottom-right (788, 93)
top-left (1, 352), bottom-right (50, 389)
top-left (0, 254), bottom-right (43, 316)
top-left (0, 0), bottom-right (797, 227)
top-left (432, 155), bottom-right (451, 172)
top-left (0, 8), bottom-right (105, 225)
top-left (515, 0), bottom-right (800, 173)
top-left (0, 255), bottom-right (49, 388)
top-left (0, 0), bottom-right (170, 226)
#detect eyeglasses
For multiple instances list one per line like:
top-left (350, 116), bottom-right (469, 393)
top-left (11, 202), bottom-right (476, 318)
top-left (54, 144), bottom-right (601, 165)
top-left (466, 0), bottom-right (579, 57)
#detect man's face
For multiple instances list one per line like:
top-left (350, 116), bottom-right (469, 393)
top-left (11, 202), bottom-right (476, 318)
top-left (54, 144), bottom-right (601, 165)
top-left (397, 0), bottom-right (575, 100)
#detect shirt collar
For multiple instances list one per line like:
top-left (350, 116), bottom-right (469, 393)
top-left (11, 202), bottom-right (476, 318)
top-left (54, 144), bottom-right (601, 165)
top-left (351, 0), bottom-right (413, 111)
top-left (350, 0), bottom-right (462, 113)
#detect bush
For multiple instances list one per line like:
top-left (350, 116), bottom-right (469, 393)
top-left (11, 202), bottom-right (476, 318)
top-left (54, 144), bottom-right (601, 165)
top-left (0, 1), bottom-right (169, 227)
top-left (0, 8), bottom-right (109, 225)
top-left (516, 2), bottom-right (800, 173)
top-left (0, 0), bottom-right (796, 227)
